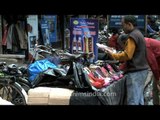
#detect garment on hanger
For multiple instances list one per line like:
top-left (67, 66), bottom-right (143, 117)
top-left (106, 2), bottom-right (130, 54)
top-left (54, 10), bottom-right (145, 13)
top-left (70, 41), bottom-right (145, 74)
top-left (15, 23), bottom-right (27, 49)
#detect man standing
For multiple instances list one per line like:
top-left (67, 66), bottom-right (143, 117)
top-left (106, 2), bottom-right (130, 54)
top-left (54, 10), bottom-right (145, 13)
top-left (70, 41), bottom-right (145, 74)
top-left (106, 15), bottom-right (149, 105)
top-left (117, 35), bottom-right (160, 105)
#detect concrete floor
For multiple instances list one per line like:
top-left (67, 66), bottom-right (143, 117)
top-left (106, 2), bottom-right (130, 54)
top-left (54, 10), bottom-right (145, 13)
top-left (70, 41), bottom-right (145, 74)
top-left (0, 97), bottom-right (13, 105)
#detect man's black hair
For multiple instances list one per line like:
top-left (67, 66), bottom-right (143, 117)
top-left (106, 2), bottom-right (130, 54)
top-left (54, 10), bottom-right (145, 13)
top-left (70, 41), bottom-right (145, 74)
top-left (119, 34), bottom-right (128, 42)
top-left (123, 15), bottom-right (137, 27)
top-left (117, 34), bottom-right (128, 48)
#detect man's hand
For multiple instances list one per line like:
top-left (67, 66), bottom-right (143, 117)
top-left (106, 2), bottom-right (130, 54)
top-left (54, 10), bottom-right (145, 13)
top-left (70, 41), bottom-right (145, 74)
top-left (104, 50), bottom-right (115, 60)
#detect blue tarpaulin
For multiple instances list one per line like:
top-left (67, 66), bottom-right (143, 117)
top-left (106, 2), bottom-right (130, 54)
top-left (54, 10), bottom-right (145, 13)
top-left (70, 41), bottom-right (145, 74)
top-left (28, 59), bottom-right (57, 82)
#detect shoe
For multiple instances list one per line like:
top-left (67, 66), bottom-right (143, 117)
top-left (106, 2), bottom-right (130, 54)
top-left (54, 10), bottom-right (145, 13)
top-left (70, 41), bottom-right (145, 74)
top-left (103, 78), bottom-right (110, 87)
top-left (106, 64), bottom-right (116, 74)
top-left (118, 73), bottom-right (123, 79)
top-left (87, 73), bottom-right (104, 89)
top-left (101, 67), bottom-right (110, 77)
top-left (111, 75), bottom-right (120, 81)
top-left (95, 67), bottom-right (106, 78)
top-left (91, 81), bottom-right (104, 89)
top-left (84, 67), bottom-right (105, 85)
top-left (88, 72), bottom-right (105, 84)
top-left (84, 67), bottom-right (92, 73)
top-left (106, 64), bottom-right (120, 81)
top-left (94, 70), bottom-right (105, 79)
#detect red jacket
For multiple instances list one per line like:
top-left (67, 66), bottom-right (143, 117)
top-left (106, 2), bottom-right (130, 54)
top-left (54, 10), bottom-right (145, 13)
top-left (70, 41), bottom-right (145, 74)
top-left (145, 37), bottom-right (160, 83)
top-left (108, 34), bottom-right (119, 49)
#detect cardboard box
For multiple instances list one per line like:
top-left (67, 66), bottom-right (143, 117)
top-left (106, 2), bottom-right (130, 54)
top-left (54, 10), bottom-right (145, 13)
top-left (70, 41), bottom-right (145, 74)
top-left (48, 88), bottom-right (73, 105)
top-left (27, 87), bottom-right (74, 105)
top-left (27, 87), bottom-right (51, 105)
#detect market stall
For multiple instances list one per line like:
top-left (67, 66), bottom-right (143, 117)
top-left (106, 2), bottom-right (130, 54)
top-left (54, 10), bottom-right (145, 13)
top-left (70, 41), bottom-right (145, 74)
top-left (27, 76), bottom-right (126, 105)
top-left (70, 76), bottom-right (126, 105)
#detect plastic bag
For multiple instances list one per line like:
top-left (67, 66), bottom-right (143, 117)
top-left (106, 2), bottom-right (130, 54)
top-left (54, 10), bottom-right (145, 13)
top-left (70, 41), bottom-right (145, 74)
top-left (46, 54), bottom-right (61, 66)
top-left (28, 59), bottom-right (57, 82)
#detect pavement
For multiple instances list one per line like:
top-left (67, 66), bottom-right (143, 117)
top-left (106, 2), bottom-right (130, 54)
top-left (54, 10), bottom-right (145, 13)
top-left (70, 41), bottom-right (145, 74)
top-left (0, 97), bottom-right (14, 105)
top-left (0, 54), bottom-right (27, 67)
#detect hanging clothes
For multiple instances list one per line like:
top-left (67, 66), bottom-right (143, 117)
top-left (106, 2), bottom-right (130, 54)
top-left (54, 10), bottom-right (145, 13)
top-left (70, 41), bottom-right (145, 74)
top-left (6, 24), bottom-right (21, 53)
top-left (2, 25), bottom-right (8, 46)
top-left (12, 25), bottom-right (21, 53)
top-left (3, 15), bottom-right (28, 54)
top-left (6, 24), bottom-right (14, 50)
top-left (15, 22), bottom-right (28, 50)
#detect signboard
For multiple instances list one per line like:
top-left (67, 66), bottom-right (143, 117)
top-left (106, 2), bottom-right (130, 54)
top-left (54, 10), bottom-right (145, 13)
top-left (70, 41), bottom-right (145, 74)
top-left (70, 18), bottom-right (99, 62)
top-left (41, 15), bottom-right (57, 46)
top-left (108, 15), bottom-right (145, 30)
top-left (27, 15), bottom-right (38, 56)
